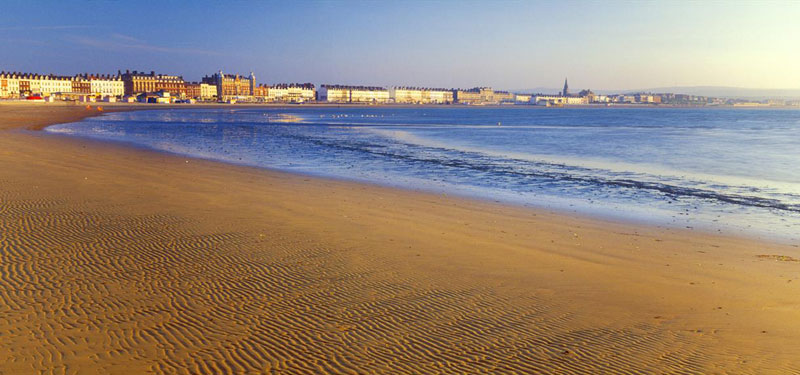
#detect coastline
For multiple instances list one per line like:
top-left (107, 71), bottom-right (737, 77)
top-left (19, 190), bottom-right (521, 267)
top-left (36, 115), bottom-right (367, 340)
top-left (41, 103), bottom-right (799, 245)
top-left (2, 103), bottom-right (800, 373)
top-left (2, 99), bottom-right (797, 127)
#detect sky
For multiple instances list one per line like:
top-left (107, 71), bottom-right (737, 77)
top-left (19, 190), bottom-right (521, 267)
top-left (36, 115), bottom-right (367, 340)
top-left (1, 0), bottom-right (799, 91)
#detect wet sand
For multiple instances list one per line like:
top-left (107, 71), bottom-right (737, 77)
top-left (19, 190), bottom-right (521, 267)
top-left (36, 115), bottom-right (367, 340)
top-left (1, 102), bottom-right (799, 374)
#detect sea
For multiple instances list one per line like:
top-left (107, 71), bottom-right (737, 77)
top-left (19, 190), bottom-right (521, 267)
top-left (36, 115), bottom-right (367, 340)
top-left (46, 107), bottom-right (800, 242)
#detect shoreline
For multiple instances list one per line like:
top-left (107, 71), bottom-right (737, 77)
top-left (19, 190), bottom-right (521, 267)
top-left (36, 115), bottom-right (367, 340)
top-left (3, 99), bottom-right (799, 119)
top-left (43, 123), bottom-right (778, 246)
top-left (2, 103), bottom-right (800, 373)
top-left (43, 123), bottom-right (795, 247)
top-left (42, 104), bottom-right (799, 245)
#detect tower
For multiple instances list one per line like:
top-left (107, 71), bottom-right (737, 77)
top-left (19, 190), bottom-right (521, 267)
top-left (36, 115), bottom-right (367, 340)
top-left (249, 71), bottom-right (256, 96)
top-left (216, 70), bottom-right (224, 99)
top-left (562, 78), bottom-right (569, 97)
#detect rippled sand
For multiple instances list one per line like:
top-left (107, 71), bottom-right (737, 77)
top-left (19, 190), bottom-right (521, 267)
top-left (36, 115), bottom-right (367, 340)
top-left (1, 103), bottom-right (800, 374)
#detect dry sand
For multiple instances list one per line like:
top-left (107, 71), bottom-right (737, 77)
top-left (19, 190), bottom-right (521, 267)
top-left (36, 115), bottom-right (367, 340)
top-left (1, 102), bottom-right (799, 374)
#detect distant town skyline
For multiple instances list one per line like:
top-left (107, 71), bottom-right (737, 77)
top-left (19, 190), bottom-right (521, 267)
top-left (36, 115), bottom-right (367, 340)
top-left (2, 1), bottom-right (799, 90)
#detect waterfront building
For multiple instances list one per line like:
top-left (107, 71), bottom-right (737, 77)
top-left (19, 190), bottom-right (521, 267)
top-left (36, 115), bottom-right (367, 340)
top-left (478, 87), bottom-right (496, 103)
top-left (534, 95), bottom-right (566, 106)
top-left (77, 74), bottom-right (124, 97)
top-left (389, 87), bottom-right (454, 104)
top-left (660, 93), bottom-right (712, 105)
top-left (0, 72), bottom-right (20, 98)
top-left (577, 89), bottom-right (610, 103)
top-left (318, 85), bottom-right (388, 103)
top-left (567, 96), bottom-right (588, 105)
top-left (202, 71), bottom-right (256, 100)
top-left (389, 87), bottom-right (423, 103)
top-left (251, 83), bottom-right (315, 102)
top-left (137, 90), bottom-right (173, 104)
top-left (350, 86), bottom-right (389, 103)
top-left (562, 78), bottom-right (569, 96)
top-left (34, 74), bottom-right (73, 95)
top-left (317, 85), bottom-right (349, 102)
top-left (200, 83), bottom-right (217, 100)
top-left (253, 85), bottom-right (269, 99)
top-left (2, 73), bottom-right (74, 96)
top-left (494, 90), bottom-right (514, 103)
top-left (19, 76), bottom-right (32, 94)
top-left (454, 87), bottom-right (511, 104)
top-left (184, 82), bottom-right (202, 99)
top-left (270, 83), bottom-right (315, 102)
top-left (617, 95), bottom-right (636, 103)
top-left (453, 88), bottom-right (483, 104)
top-left (183, 82), bottom-right (220, 101)
top-left (635, 93), bottom-right (655, 103)
top-left (534, 95), bottom-right (588, 106)
top-left (71, 76), bottom-right (92, 94)
top-left (25, 75), bottom-right (45, 95)
top-left (426, 89), bottom-right (454, 104)
top-left (592, 94), bottom-right (611, 103)
top-left (514, 94), bottom-right (532, 103)
top-left (120, 70), bottom-right (186, 96)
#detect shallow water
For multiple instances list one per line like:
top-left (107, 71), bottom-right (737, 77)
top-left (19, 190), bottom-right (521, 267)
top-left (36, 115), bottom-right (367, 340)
top-left (47, 107), bottom-right (800, 241)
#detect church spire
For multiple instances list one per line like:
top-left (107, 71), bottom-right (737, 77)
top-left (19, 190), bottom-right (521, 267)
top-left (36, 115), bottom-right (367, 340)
top-left (562, 78), bottom-right (569, 97)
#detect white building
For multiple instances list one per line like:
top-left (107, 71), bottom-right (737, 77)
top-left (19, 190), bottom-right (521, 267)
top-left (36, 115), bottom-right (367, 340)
top-left (533, 95), bottom-right (588, 106)
top-left (38, 75), bottom-right (72, 95)
top-left (200, 83), bottom-right (217, 99)
top-left (0, 72), bottom-right (20, 98)
top-left (88, 75), bottom-right (124, 97)
top-left (318, 85), bottom-right (389, 103)
top-left (318, 85), bottom-right (349, 102)
top-left (266, 83), bottom-right (315, 102)
top-left (42, 77), bottom-right (72, 95)
top-left (5, 73), bottom-right (73, 96)
top-left (514, 94), bottom-right (532, 103)
top-left (350, 87), bottom-right (389, 103)
top-left (426, 89), bottom-right (454, 104)
top-left (389, 87), bottom-right (454, 104)
top-left (389, 87), bottom-right (423, 103)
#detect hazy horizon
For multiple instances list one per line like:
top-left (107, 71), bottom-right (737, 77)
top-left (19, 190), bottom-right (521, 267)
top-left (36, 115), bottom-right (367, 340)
top-left (1, 0), bottom-right (799, 91)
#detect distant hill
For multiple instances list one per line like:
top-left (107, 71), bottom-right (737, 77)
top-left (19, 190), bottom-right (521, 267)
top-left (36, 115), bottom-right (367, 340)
top-left (616, 86), bottom-right (800, 100)
top-left (510, 86), bottom-right (800, 100)
top-left (510, 87), bottom-right (562, 95)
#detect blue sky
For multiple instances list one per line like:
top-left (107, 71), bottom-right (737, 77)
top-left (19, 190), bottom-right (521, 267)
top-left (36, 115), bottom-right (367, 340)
top-left (1, 1), bottom-right (798, 90)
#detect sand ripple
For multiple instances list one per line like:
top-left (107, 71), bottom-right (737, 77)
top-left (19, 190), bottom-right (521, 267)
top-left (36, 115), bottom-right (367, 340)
top-left (1, 176), bottom-right (798, 374)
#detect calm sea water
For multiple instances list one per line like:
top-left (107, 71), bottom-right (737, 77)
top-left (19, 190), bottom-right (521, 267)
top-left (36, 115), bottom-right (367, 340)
top-left (47, 107), bottom-right (800, 241)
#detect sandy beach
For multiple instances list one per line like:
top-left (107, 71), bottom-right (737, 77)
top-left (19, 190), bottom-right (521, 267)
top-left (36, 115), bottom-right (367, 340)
top-left (1, 102), bottom-right (799, 374)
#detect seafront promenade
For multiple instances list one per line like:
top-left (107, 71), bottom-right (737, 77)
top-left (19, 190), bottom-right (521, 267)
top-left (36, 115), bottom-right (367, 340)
top-left (5, 70), bottom-right (795, 107)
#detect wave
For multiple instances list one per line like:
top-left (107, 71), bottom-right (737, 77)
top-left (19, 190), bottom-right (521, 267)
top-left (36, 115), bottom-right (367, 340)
top-left (286, 131), bottom-right (800, 214)
top-left (364, 128), bottom-right (800, 197)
